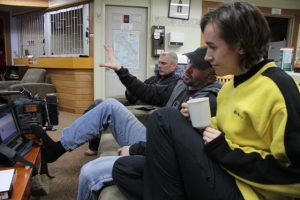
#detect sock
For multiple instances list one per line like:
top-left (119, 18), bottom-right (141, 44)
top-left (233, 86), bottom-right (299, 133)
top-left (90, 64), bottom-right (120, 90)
top-left (30, 125), bottom-right (66, 163)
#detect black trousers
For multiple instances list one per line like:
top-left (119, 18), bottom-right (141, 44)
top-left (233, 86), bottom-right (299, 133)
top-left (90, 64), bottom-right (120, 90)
top-left (113, 155), bottom-right (144, 200)
top-left (114, 107), bottom-right (244, 200)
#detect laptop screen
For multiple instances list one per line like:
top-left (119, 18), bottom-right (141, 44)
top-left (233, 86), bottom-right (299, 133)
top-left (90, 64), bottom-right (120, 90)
top-left (0, 105), bottom-right (20, 145)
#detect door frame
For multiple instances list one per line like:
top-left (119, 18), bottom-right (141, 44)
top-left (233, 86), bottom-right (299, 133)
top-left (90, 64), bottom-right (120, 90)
top-left (0, 11), bottom-right (12, 65)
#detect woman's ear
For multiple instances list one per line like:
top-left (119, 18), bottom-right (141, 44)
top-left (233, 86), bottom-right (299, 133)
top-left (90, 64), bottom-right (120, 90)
top-left (238, 43), bottom-right (245, 55)
top-left (235, 42), bottom-right (245, 55)
top-left (238, 48), bottom-right (245, 55)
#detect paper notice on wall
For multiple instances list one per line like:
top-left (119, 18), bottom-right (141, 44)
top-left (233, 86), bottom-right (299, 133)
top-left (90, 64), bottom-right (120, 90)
top-left (121, 23), bottom-right (133, 31)
top-left (113, 31), bottom-right (139, 69)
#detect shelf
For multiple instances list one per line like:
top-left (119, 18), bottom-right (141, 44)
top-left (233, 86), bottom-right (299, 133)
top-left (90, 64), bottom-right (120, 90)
top-left (14, 57), bottom-right (93, 69)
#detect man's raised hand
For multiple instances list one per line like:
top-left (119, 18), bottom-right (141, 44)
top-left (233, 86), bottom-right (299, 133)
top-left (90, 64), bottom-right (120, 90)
top-left (99, 44), bottom-right (122, 71)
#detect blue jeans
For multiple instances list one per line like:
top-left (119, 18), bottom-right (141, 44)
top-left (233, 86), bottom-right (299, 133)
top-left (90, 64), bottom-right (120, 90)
top-left (59, 98), bottom-right (146, 200)
top-left (78, 156), bottom-right (121, 200)
top-left (61, 98), bottom-right (146, 150)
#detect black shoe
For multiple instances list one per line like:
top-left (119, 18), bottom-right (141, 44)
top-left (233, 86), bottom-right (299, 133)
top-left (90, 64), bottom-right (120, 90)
top-left (30, 125), bottom-right (66, 163)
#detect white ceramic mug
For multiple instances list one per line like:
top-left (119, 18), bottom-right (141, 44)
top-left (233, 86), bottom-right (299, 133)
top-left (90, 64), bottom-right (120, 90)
top-left (187, 97), bottom-right (211, 128)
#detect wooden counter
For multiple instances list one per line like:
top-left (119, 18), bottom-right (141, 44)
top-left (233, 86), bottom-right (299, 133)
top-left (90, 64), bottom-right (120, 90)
top-left (0, 146), bottom-right (41, 200)
top-left (14, 57), bottom-right (94, 114)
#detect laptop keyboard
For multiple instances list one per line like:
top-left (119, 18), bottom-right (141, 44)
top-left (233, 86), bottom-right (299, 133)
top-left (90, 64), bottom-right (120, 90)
top-left (10, 137), bottom-right (23, 150)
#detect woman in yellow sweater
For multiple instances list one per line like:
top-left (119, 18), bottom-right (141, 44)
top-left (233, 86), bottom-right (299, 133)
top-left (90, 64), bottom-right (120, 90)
top-left (133, 2), bottom-right (300, 200)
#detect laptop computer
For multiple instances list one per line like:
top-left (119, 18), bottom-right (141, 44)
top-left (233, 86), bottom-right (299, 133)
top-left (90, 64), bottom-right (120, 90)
top-left (0, 103), bottom-right (32, 165)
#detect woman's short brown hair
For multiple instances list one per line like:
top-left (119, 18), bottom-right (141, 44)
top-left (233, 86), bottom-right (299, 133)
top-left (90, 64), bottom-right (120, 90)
top-left (200, 2), bottom-right (271, 69)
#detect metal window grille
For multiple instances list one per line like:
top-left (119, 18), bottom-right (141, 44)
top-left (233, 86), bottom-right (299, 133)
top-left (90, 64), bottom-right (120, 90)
top-left (17, 14), bottom-right (44, 57)
top-left (16, 5), bottom-right (88, 57)
top-left (49, 6), bottom-right (84, 56)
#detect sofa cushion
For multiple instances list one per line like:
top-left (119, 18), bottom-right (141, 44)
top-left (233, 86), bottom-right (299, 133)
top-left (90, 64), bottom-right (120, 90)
top-left (98, 185), bottom-right (127, 200)
top-left (98, 133), bottom-right (119, 156)
top-left (21, 68), bottom-right (46, 83)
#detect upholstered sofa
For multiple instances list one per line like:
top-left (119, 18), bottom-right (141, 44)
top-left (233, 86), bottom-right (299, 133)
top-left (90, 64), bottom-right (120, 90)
top-left (97, 106), bottom-right (156, 200)
top-left (0, 68), bottom-right (56, 100)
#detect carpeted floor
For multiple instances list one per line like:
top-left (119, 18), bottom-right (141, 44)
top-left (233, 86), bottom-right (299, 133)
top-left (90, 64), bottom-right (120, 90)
top-left (34, 111), bottom-right (96, 200)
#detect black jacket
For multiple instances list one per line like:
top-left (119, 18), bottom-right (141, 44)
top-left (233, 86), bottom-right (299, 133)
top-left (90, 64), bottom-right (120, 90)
top-left (116, 67), bottom-right (222, 155)
top-left (125, 71), bottom-right (181, 104)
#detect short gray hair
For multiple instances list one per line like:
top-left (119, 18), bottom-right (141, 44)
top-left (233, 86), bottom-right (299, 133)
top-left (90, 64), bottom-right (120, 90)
top-left (161, 52), bottom-right (178, 64)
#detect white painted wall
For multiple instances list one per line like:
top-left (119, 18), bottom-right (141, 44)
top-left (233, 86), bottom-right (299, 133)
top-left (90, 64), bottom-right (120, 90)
top-left (150, 0), bottom-right (202, 70)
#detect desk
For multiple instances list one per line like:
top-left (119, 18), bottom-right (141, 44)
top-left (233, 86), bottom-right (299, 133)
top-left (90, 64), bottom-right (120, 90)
top-left (0, 146), bottom-right (41, 200)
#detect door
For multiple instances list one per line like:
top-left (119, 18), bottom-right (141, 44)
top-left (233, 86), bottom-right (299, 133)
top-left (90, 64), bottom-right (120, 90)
top-left (0, 18), bottom-right (6, 77)
top-left (266, 16), bottom-right (292, 65)
top-left (105, 6), bottom-right (147, 97)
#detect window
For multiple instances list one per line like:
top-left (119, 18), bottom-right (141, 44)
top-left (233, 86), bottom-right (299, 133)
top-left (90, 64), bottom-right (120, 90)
top-left (16, 4), bottom-right (89, 57)
top-left (17, 14), bottom-right (44, 57)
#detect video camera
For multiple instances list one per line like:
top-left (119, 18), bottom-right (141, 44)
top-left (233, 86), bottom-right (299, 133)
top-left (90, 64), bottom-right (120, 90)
top-left (0, 88), bottom-right (59, 132)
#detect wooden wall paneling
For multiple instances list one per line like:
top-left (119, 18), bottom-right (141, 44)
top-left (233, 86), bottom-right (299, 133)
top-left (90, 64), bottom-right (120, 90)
top-left (57, 87), bottom-right (93, 95)
top-left (47, 69), bottom-right (94, 114)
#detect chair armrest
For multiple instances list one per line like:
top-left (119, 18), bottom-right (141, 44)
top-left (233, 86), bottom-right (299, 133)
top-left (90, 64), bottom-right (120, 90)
top-left (98, 185), bottom-right (126, 200)
top-left (109, 95), bottom-right (126, 99)
top-left (0, 81), bottom-right (21, 90)
top-left (126, 105), bottom-right (158, 125)
top-left (8, 83), bottom-right (56, 99)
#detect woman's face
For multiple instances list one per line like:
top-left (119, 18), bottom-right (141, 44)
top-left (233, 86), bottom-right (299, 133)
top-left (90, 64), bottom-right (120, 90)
top-left (203, 23), bottom-right (245, 76)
